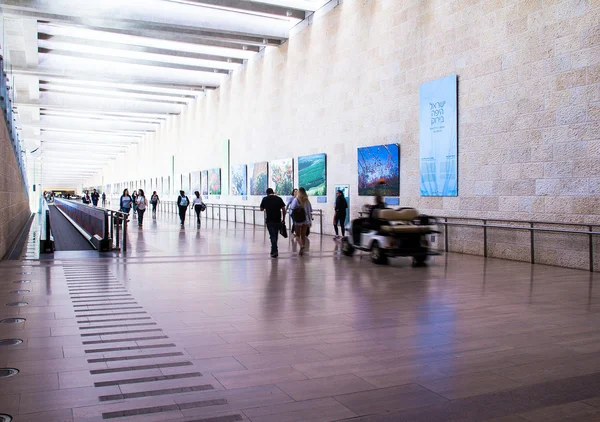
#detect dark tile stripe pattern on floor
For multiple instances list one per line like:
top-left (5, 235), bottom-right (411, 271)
top-left (61, 264), bottom-right (245, 421)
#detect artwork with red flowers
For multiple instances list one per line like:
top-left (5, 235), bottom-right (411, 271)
top-left (269, 158), bottom-right (294, 195)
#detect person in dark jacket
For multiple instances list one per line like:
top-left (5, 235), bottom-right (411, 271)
top-left (91, 189), bottom-right (100, 206)
top-left (333, 189), bottom-right (348, 238)
top-left (177, 190), bottom-right (190, 227)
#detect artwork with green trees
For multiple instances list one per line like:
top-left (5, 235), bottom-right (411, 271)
top-left (249, 162), bottom-right (268, 195)
top-left (298, 153), bottom-right (326, 196)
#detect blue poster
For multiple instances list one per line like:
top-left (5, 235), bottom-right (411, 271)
top-left (419, 75), bottom-right (458, 196)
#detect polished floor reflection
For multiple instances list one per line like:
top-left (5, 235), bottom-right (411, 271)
top-left (1, 212), bottom-right (600, 421)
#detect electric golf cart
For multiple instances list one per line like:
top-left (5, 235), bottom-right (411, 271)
top-left (341, 207), bottom-right (440, 265)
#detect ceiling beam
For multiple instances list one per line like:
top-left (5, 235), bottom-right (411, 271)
top-left (18, 122), bottom-right (150, 135)
top-left (10, 69), bottom-right (217, 92)
top-left (38, 111), bottom-right (163, 125)
top-left (14, 102), bottom-right (181, 118)
top-left (39, 80), bottom-right (199, 99)
top-left (38, 33), bottom-right (245, 65)
top-left (39, 86), bottom-right (191, 105)
top-left (0, 6), bottom-right (280, 48)
top-left (38, 47), bottom-right (232, 75)
top-left (159, 0), bottom-right (306, 20)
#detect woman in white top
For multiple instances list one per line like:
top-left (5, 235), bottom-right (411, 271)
top-left (289, 187), bottom-right (313, 256)
top-left (135, 189), bottom-right (148, 227)
top-left (192, 191), bottom-right (205, 225)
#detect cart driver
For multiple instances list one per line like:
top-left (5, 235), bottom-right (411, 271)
top-left (367, 195), bottom-right (387, 230)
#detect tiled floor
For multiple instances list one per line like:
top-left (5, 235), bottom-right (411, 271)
top-left (0, 210), bottom-right (599, 421)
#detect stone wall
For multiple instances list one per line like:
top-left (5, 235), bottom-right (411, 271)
top-left (0, 114), bottom-right (30, 259)
top-left (95, 0), bottom-right (600, 270)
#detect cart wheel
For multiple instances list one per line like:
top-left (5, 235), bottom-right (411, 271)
top-left (371, 242), bottom-right (388, 265)
top-left (341, 238), bottom-right (355, 256)
top-left (412, 254), bottom-right (427, 267)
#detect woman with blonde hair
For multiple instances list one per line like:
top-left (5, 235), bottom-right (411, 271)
top-left (289, 187), bottom-right (313, 256)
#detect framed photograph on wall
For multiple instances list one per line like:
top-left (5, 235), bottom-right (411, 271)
top-left (231, 164), bottom-right (247, 195)
top-left (269, 158), bottom-right (293, 196)
top-left (298, 153), bottom-right (326, 196)
top-left (208, 168), bottom-right (221, 195)
top-left (249, 162), bottom-right (268, 195)
top-left (201, 170), bottom-right (208, 196)
top-left (357, 144), bottom-right (400, 196)
top-left (191, 171), bottom-right (201, 194)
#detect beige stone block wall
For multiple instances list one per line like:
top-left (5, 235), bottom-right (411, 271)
top-left (0, 116), bottom-right (31, 259)
top-left (95, 0), bottom-right (600, 270)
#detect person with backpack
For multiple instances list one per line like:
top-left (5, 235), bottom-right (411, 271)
top-left (260, 188), bottom-right (286, 258)
top-left (333, 189), bottom-right (348, 239)
top-left (289, 187), bottom-right (313, 256)
top-left (192, 191), bottom-right (205, 226)
top-left (177, 190), bottom-right (190, 227)
top-left (82, 191), bottom-right (91, 205)
top-left (135, 189), bottom-right (148, 227)
top-left (150, 191), bottom-right (160, 219)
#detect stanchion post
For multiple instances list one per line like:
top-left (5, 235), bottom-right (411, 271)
top-left (115, 216), bottom-right (120, 249)
top-left (444, 217), bottom-right (449, 252)
top-left (589, 225), bottom-right (594, 272)
top-left (530, 222), bottom-right (535, 264)
top-left (483, 219), bottom-right (488, 257)
top-left (320, 211), bottom-right (323, 235)
top-left (122, 216), bottom-right (128, 252)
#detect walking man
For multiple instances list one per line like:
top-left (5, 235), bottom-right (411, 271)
top-left (101, 192), bottom-right (106, 207)
top-left (260, 188), bottom-right (286, 258)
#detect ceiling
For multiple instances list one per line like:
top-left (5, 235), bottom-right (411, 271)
top-left (1, 0), bottom-right (332, 187)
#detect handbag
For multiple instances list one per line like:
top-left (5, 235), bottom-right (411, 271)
top-left (279, 222), bottom-right (288, 238)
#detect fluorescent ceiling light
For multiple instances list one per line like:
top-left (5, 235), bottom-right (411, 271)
top-left (39, 78), bottom-right (204, 97)
top-left (39, 40), bottom-right (240, 71)
top-left (40, 127), bottom-right (145, 137)
top-left (42, 83), bottom-right (195, 104)
top-left (40, 110), bottom-right (163, 124)
top-left (162, 0), bottom-right (303, 23)
top-left (38, 55), bottom-right (224, 86)
top-left (41, 23), bottom-right (256, 60)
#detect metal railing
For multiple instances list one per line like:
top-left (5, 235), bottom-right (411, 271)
top-left (156, 201), bottom-right (325, 234)
top-left (0, 57), bottom-right (28, 193)
top-left (107, 209), bottom-right (130, 252)
top-left (435, 217), bottom-right (599, 272)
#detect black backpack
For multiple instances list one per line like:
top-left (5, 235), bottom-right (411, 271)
top-left (292, 206), bottom-right (306, 223)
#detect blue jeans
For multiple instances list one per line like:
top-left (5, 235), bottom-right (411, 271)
top-left (266, 222), bottom-right (281, 255)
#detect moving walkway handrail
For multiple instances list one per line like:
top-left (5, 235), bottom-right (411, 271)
top-left (40, 200), bottom-right (54, 254)
top-left (51, 198), bottom-right (130, 252)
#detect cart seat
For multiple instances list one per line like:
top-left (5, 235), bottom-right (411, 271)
top-left (380, 225), bottom-right (436, 233)
top-left (373, 208), bottom-right (419, 221)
